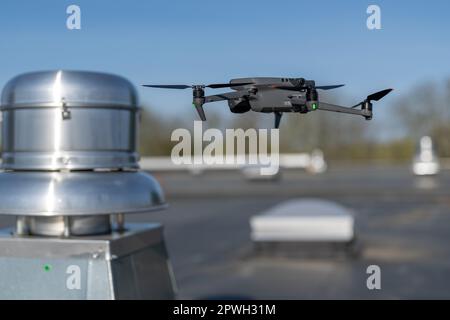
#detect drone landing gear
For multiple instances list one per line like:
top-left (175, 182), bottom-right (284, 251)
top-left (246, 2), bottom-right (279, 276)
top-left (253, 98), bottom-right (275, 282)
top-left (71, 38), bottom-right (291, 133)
top-left (274, 112), bottom-right (282, 129)
top-left (193, 87), bottom-right (206, 121)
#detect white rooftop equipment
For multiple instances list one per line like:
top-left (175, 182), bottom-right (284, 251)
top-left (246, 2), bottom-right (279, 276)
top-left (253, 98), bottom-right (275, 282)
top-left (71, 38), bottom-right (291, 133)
top-left (250, 199), bottom-right (356, 256)
top-left (139, 150), bottom-right (327, 176)
top-left (412, 136), bottom-right (440, 176)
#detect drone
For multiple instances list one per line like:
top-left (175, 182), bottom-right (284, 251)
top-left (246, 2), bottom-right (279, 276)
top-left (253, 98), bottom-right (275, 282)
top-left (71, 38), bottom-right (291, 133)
top-left (143, 77), bottom-right (393, 128)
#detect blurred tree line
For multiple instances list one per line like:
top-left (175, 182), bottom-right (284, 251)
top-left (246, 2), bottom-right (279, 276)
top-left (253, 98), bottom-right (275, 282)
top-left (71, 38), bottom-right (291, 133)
top-left (139, 79), bottom-right (450, 162)
top-left (394, 80), bottom-right (450, 158)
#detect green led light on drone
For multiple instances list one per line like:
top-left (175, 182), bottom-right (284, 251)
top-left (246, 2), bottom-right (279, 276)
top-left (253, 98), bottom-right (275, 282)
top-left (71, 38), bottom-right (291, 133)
top-left (312, 103), bottom-right (317, 110)
top-left (43, 264), bottom-right (52, 272)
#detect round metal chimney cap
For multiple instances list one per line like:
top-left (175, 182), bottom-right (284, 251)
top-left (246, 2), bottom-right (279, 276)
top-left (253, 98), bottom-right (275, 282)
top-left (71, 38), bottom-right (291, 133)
top-left (1, 70), bottom-right (138, 108)
top-left (0, 171), bottom-right (166, 216)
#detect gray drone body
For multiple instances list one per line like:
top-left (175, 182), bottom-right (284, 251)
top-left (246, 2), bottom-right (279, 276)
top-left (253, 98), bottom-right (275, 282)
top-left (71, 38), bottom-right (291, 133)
top-left (143, 77), bottom-right (393, 128)
top-left (227, 77), bottom-right (312, 113)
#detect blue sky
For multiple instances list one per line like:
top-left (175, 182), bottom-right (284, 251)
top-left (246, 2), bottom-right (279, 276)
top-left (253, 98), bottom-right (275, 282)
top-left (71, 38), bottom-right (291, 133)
top-left (0, 0), bottom-right (449, 125)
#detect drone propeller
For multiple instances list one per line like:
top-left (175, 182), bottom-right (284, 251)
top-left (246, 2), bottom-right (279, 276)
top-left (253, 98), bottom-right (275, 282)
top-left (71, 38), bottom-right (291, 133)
top-left (142, 84), bottom-right (191, 89)
top-left (142, 82), bottom-right (253, 89)
top-left (316, 84), bottom-right (345, 90)
top-left (351, 88), bottom-right (393, 109)
top-left (367, 88), bottom-right (394, 102)
top-left (271, 84), bottom-right (345, 91)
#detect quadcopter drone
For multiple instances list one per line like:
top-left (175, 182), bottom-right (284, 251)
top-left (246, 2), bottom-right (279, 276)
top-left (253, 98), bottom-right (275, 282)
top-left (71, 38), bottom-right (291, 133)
top-left (143, 77), bottom-right (393, 128)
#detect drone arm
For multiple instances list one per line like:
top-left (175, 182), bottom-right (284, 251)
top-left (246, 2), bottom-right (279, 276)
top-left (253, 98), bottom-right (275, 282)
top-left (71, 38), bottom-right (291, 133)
top-left (318, 88), bottom-right (393, 120)
top-left (318, 102), bottom-right (368, 117)
top-left (204, 91), bottom-right (249, 103)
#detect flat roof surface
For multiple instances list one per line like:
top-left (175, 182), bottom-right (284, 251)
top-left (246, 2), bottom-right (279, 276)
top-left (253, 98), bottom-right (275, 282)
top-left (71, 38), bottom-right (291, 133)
top-left (1, 164), bottom-right (449, 299)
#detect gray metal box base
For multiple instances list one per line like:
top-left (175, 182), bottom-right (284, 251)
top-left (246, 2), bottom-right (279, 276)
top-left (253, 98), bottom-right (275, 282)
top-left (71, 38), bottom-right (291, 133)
top-left (0, 223), bottom-right (176, 299)
top-left (253, 239), bottom-right (359, 259)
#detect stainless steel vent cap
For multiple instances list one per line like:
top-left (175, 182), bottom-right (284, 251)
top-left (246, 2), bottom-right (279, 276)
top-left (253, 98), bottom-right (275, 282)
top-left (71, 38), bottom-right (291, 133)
top-left (1, 70), bottom-right (140, 170)
top-left (1, 70), bottom-right (138, 108)
top-left (0, 171), bottom-right (166, 216)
